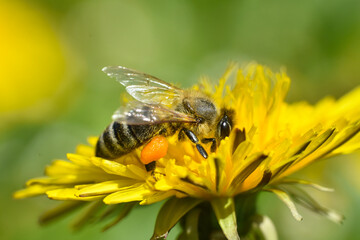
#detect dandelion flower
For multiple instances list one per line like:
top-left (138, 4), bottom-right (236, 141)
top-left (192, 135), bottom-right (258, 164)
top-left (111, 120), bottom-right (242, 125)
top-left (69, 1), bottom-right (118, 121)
top-left (14, 63), bottom-right (360, 239)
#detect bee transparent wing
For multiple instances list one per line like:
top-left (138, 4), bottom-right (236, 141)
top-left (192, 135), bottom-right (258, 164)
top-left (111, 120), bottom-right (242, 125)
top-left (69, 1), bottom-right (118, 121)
top-left (103, 66), bottom-right (183, 106)
top-left (102, 66), bottom-right (181, 90)
top-left (112, 101), bottom-right (197, 125)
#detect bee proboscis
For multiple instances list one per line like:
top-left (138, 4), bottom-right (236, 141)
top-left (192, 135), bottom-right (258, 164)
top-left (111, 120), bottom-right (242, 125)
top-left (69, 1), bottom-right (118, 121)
top-left (95, 66), bottom-right (234, 168)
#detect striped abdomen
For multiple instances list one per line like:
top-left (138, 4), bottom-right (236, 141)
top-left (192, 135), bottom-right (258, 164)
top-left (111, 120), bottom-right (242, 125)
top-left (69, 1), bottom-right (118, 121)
top-left (95, 121), bottom-right (176, 159)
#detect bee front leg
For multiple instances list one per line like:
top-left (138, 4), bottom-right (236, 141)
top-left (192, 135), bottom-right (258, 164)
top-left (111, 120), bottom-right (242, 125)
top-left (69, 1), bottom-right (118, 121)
top-left (181, 128), bottom-right (208, 159)
top-left (201, 138), bottom-right (217, 152)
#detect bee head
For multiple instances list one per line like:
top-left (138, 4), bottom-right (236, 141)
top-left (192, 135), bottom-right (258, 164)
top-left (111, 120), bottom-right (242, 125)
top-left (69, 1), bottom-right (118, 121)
top-left (183, 97), bottom-right (217, 125)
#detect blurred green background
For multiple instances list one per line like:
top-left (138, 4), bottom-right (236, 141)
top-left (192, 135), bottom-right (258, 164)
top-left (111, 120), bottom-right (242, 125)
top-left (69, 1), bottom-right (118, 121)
top-left (1, 0), bottom-right (360, 239)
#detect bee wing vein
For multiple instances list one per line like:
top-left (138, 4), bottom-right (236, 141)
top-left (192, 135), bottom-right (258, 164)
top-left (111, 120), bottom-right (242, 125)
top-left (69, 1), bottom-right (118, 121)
top-left (112, 102), bottom-right (196, 125)
top-left (103, 66), bottom-right (183, 106)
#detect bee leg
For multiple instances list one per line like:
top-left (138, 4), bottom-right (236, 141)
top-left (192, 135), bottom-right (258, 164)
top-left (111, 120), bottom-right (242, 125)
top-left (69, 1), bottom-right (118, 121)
top-left (201, 138), bottom-right (217, 152)
top-left (196, 144), bottom-right (208, 159)
top-left (178, 129), bottom-right (185, 141)
top-left (181, 128), bottom-right (208, 159)
top-left (182, 128), bottom-right (198, 143)
top-left (145, 161), bottom-right (156, 172)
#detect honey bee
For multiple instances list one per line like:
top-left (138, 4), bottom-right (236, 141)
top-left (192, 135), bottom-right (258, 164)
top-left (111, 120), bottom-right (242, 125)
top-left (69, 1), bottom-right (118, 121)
top-left (95, 66), bottom-right (234, 168)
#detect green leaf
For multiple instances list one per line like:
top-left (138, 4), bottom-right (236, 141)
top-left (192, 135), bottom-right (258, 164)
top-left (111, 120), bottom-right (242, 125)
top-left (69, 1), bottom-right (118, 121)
top-left (211, 197), bottom-right (240, 240)
top-left (152, 197), bottom-right (203, 240)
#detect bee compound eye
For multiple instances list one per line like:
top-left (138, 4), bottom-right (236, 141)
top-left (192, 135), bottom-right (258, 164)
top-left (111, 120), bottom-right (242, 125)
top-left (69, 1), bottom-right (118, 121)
top-left (219, 117), bottom-right (231, 139)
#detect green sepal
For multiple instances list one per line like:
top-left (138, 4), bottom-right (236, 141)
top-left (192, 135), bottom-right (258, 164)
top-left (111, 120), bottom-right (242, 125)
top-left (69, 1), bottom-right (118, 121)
top-left (247, 215), bottom-right (278, 240)
top-left (72, 200), bottom-right (105, 231)
top-left (97, 204), bottom-right (123, 222)
top-left (102, 202), bottom-right (137, 231)
top-left (177, 208), bottom-right (201, 240)
top-left (277, 178), bottom-right (334, 192)
top-left (266, 188), bottom-right (303, 221)
top-left (152, 197), bottom-right (203, 240)
top-left (39, 200), bottom-right (86, 225)
top-left (234, 193), bottom-right (258, 236)
top-left (210, 197), bottom-right (240, 240)
top-left (279, 185), bottom-right (344, 224)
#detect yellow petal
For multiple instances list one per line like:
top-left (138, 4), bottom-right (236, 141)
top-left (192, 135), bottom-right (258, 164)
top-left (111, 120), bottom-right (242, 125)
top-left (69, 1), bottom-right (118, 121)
top-left (77, 179), bottom-right (140, 197)
top-left (13, 184), bottom-right (65, 199)
top-left (47, 188), bottom-right (104, 201)
top-left (67, 153), bottom-right (94, 167)
top-left (126, 164), bottom-right (148, 179)
top-left (27, 174), bottom-right (112, 185)
top-left (140, 190), bottom-right (177, 205)
top-left (87, 136), bottom-right (99, 147)
top-left (76, 144), bottom-right (95, 157)
top-left (90, 157), bottom-right (143, 180)
top-left (103, 183), bottom-right (151, 204)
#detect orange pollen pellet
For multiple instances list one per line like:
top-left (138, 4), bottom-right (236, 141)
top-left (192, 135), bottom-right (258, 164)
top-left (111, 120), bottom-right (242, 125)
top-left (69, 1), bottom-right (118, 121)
top-left (140, 135), bottom-right (168, 165)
